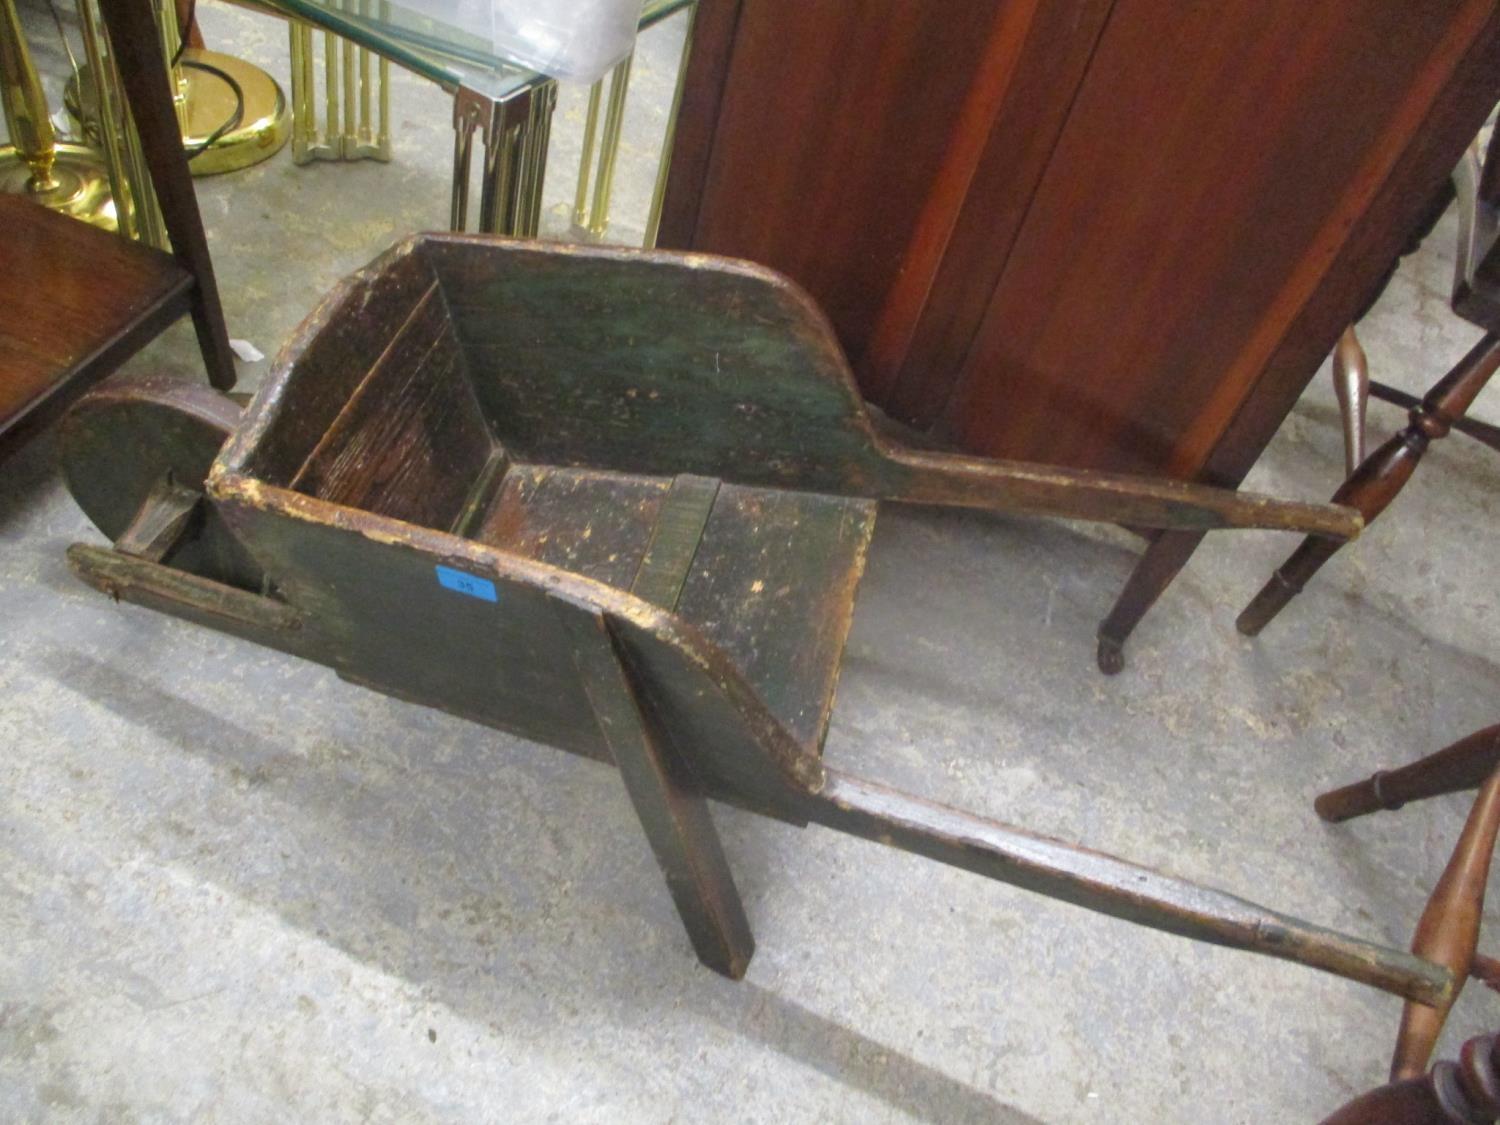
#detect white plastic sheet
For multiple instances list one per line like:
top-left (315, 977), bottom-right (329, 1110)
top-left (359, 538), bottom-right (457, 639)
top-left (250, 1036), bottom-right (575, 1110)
top-left (401, 0), bottom-right (644, 83)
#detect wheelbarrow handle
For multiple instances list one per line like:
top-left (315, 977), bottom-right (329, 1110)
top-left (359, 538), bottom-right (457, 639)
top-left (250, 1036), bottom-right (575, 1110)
top-left (800, 770), bottom-right (1449, 1006)
top-left (879, 447), bottom-right (1363, 540)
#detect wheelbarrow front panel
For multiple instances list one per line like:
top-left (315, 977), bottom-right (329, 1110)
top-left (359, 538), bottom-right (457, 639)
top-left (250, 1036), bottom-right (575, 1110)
top-left (419, 237), bottom-right (894, 493)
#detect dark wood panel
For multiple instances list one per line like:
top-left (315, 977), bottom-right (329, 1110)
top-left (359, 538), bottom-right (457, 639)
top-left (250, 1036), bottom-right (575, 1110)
top-left (0, 196), bottom-right (191, 452)
top-left (674, 483), bottom-right (876, 752)
top-left (292, 282), bottom-right (494, 528)
top-left (867, 0), bottom-right (1113, 420)
top-left (681, 0), bottom-right (1003, 362)
top-left (474, 464), bottom-right (671, 589)
top-left (945, 0), bottom-right (1491, 477)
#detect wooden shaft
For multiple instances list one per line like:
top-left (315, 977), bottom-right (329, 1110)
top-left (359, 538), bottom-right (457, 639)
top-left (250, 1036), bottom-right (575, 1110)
top-left (561, 604), bottom-right (755, 979)
top-left (67, 543), bottom-right (305, 650)
top-left (802, 770), bottom-right (1452, 1005)
top-left (883, 447), bottom-right (1362, 539)
top-left (1392, 767), bottom-right (1500, 1081)
top-left (1368, 380), bottom-right (1500, 454)
top-left (1316, 725), bottom-right (1500, 823)
top-left (97, 0), bottom-right (236, 391)
top-left (1096, 529), bottom-right (1205, 674)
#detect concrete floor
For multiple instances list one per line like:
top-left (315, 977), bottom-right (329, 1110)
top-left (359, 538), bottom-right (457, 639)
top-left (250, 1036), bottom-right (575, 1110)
top-left (4, 3), bottom-right (1500, 1121)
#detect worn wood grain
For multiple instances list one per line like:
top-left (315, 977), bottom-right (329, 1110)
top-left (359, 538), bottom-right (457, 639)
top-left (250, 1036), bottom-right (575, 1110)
top-left (559, 601), bottom-right (754, 979)
top-left (802, 771), bottom-right (1452, 1005)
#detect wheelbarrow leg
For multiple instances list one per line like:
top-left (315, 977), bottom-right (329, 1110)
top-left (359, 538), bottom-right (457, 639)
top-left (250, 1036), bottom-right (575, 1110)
top-left (559, 604), bottom-right (755, 979)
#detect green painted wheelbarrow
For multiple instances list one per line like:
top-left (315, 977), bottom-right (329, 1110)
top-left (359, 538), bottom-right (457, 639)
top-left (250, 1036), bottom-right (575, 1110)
top-left (60, 235), bottom-right (1449, 1010)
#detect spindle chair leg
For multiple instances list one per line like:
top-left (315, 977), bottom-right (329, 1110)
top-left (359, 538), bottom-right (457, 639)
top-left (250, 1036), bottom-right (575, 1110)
top-left (1316, 725), bottom-right (1500, 823)
top-left (1238, 332), bottom-right (1500, 637)
top-left (1391, 767), bottom-right (1500, 1080)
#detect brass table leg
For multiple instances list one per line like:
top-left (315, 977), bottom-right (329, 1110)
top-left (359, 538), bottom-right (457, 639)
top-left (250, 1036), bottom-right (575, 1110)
top-left (572, 77), bottom-right (603, 227)
top-left (645, 5), bottom-right (696, 249)
top-left (287, 14), bottom-right (390, 165)
top-left (451, 81), bottom-right (557, 237)
top-left (572, 53), bottom-right (631, 236)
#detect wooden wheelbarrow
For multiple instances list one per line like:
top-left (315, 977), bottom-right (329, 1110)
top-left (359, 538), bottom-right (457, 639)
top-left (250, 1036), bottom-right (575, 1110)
top-left (62, 235), bottom-right (1446, 1010)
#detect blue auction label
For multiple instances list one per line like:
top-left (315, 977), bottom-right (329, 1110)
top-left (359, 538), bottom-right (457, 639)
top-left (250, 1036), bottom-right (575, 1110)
top-left (434, 564), bottom-right (498, 603)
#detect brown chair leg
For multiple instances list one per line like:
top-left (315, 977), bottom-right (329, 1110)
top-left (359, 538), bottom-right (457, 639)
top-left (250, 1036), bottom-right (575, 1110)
top-left (1391, 766), bottom-right (1500, 1081)
top-left (1238, 332), bottom-right (1500, 637)
top-left (1316, 725), bottom-right (1500, 823)
top-left (558, 603), bottom-right (755, 980)
top-left (1096, 529), bottom-right (1206, 674)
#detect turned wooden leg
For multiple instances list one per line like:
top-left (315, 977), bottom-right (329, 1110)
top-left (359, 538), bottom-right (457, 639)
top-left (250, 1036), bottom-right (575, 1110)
top-left (1238, 332), bottom-right (1500, 637)
top-left (558, 602), bottom-right (755, 979)
top-left (1316, 725), bottom-right (1500, 822)
top-left (1333, 325), bottom-right (1371, 477)
top-left (1096, 529), bottom-right (1206, 674)
top-left (1391, 766), bottom-right (1500, 1081)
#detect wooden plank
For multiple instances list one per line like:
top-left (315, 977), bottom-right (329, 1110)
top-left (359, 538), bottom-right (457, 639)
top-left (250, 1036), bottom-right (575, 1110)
top-left (425, 237), bottom-right (885, 493)
top-left (674, 484), bottom-right (875, 752)
top-left (292, 282), bottom-right (494, 529)
top-left (630, 473), bottom-right (720, 609)
top-left (0, 196), bottom-right (192, 458)
top-left (67, 544), bottom-right (310, 658)
top-left (235, 239), bottom-right (439, 483)
top-left (112, 478), bottom-right (202, 563)
top-left (472, 464), bottom-right (672, 590)
top-left (557, 599), bottom-right (755, 979)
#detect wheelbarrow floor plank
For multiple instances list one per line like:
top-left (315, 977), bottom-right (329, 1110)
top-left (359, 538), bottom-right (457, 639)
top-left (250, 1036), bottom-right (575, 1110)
top-left (468, 458), bottom-right (875, 755)
top-left (675, 484), bottom-right (876, 754)
top-left (471, 463), bottom-right (674, 590)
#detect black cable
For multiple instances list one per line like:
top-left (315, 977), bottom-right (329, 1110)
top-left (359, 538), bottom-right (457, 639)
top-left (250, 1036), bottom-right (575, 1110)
top-left (169, 0), bottom-right (247, 163)
top-left (181, 57), bottom-right (243, 161)
top-left (171, 0), bottom-right (196, 66)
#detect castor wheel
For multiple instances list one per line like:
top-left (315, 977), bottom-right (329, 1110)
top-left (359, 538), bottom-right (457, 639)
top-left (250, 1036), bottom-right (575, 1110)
top-left (60, 374), bottom-right (264, 591)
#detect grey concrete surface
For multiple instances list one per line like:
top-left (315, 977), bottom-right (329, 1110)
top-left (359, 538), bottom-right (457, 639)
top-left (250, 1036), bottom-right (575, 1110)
top-left (4, 3), bottom-right (1500, 1122)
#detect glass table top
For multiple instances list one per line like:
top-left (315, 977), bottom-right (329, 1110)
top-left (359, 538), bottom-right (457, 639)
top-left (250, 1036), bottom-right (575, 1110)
top-left (256, 0), bottom-right (692, 100)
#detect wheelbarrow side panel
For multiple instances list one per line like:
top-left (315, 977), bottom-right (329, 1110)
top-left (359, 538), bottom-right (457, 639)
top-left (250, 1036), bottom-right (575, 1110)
top-left (210, 470), bottom-right (827, 814)
top-left (226, 238), bottom-right (443, 487)
top-left (213, 476), bottom-right (612, 762)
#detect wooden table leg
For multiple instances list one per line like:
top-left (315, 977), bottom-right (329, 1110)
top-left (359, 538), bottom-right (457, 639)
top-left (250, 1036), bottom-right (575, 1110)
top-left (1096, 529), bottom-right (1207, 674)
top-left (1392, 767), bottom-right (1500, 1081)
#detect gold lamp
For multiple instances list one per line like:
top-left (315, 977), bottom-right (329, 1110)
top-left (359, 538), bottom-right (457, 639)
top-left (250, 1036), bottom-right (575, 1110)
top-left (67, 0), bottom-right (290, 176)
top-left (0, 0), bottom-right (115, 228)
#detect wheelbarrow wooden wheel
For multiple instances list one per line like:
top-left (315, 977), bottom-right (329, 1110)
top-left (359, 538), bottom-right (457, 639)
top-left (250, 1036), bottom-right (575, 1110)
top-left (60, 375), bottom-right (263, 590)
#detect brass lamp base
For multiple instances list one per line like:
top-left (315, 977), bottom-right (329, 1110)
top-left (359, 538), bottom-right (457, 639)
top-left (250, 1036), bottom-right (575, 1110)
top-left (177, 48), bottom-right (289, 175)
top-left (67, 49), bottom-right (289, 177)
top-left (0, 141), bottom-right (116, 229)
